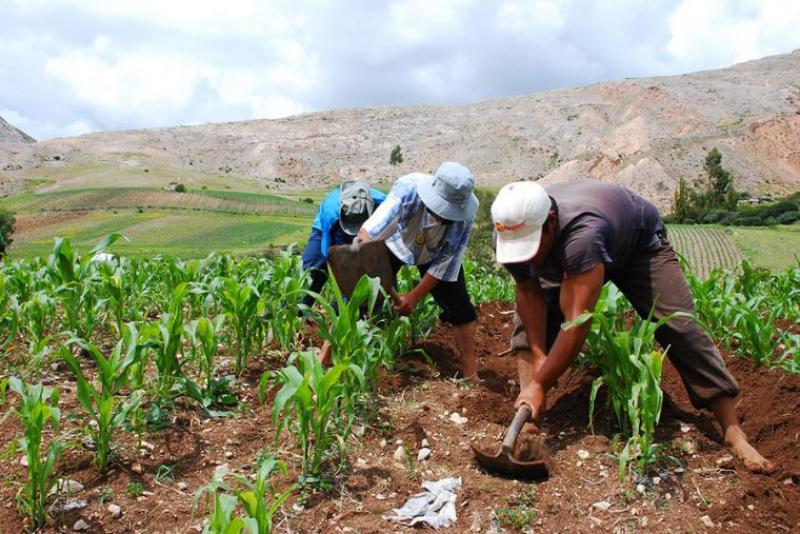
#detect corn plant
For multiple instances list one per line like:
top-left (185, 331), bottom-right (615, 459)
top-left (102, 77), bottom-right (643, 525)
top-left (144, 283), bottom-right (190, 399)
top-left (565, 299), bottom-right (691, 479)
top-left (309, 273), bottom-right (383, 374)
top-left (18, 291), bottom-right (56, 375)
top-left (193, 457), bottom-right (293, 534)
top-left (48, 234), bottom-right (126, 338)
top-left (260, 250), bottom-right (310, 351)
top-left (61, 330), bottom-right (144, 473)
top-left (182, 315), bottom-right (238, 417)
top-left (730, 302), bottom-right (783, 366)
top-left (1, 377), bottom-right (63, 529)
top-left (217, 277), bottom-right (262, 374)
top-left (265, 350), bottom-right (364, 479)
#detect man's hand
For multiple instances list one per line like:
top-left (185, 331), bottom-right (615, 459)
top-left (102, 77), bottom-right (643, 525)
top-left (392, 292), bottom-right (418, 316)
top-left (515, 380), bottom-right (546, 424)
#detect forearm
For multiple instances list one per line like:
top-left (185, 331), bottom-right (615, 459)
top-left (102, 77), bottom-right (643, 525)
top-left (516, 282), bottom-right (548, 364)
top-left (533, 322), bottom-right (590, 390)
top-left (408, 272), bottom-right (439, 302)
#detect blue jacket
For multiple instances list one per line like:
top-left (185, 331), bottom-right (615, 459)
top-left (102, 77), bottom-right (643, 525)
top-left (312, 186), bottom-right (387, 257)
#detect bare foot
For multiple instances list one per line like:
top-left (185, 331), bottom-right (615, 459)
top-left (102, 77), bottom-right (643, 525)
top-left (318, 341), bottom-right (332, 367)
top-left (725, 426), bottom-right (776, 474)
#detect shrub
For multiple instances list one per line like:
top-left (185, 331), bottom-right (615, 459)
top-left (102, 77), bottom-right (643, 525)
top-left (776, 211), bottom-right (800, 225)
top-left (735, 216), bottom-right (762, 226)
top-left (389, 145), bottom-right (403, 165)
top-left (0, 206), bottom-right (15, 257)
top-left (175, 183), bottom-right (187, 193)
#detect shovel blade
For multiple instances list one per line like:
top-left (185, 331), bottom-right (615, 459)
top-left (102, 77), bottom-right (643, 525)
top-left (471, 444), bottom-right (550, 480)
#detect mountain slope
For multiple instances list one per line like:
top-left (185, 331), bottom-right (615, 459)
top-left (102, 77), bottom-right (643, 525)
top-left (2, 50), bottom-right (800, 210)
top-left (0, 115), bottom-right (35, 144)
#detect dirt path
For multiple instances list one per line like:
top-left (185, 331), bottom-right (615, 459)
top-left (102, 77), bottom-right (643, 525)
top-left (0, 301), bottom-right (797, 532)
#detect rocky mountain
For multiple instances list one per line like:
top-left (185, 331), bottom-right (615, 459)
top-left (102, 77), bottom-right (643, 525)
top-left (2, 50), bottom-right (800, 210)
top-left (0, 116), bottom-right (35, 144)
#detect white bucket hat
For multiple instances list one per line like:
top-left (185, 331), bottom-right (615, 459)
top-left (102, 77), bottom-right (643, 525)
top-left (417, 162), bottom-right (479, 222)
top-left (492, 181), bottom-right (552, 263)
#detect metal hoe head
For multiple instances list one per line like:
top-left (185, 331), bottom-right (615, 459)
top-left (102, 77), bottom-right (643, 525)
top-left (471, 405), bottom-right (550, 480)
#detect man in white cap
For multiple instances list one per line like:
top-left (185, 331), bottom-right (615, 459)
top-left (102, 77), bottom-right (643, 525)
top-left (491, 178), bottom-right (774, 474)
top-left (355, 161), bottom-right (480, 382)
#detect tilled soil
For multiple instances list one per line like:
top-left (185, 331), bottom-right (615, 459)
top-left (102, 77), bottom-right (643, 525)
top-left (1, 301), bottom-right (798, 533)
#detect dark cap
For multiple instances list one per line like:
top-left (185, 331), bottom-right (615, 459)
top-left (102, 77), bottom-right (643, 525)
top-left (339, 180), bottom-right (374, 235)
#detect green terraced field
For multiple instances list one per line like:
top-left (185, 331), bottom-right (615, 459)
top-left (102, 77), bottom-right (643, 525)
top-left (5, 209), bottom-right (310, 258)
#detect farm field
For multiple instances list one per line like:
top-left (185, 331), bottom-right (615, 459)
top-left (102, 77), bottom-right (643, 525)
top-left (667, 224), bottom-right (800, 273)
top-left (727, 224), bottom-right (800, 271)
top-left (0, 239), bottom-right (798, 533)
top-left (1, 185), bottom-right (319, 258)
top-left (6, 210), bottom-right (309, 257)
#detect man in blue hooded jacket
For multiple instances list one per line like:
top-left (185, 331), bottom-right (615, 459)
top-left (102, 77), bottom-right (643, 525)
top-left (300, 180), bottom-right (386, 309)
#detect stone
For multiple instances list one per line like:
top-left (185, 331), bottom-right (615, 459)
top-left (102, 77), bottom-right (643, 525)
top-left (19, 455), bottom-right (28, 467)
top-left (636, 484), bottom-right (646, 494)
top-left (592, 500), bottom-right (611, 511)
top-left (393, 446), bottom-right (405, 461)
top-left (73, 519), bottom-right (90, 531)
top-left (700, 515), bottom-right (714, 528)
top-left (421, 438), bottom-right (429, 448)
top-left (177, 481), bottom-right (189, 491)
top-left (107, 504), bottom-right (122, 518)
top-left (224, 451), bottom-right (234, 459)
top-left (131, 462), bottom-right (143, 474)
top-left (417, 447), bottom-right (432, 461)
top-left (652, 476), bottom-right (661, 485)
top-left (577, 449), bottom-right (591, 460)
top-left (51, 479), bottom-right (84, 496)
top-left (379, 439), bottom-right (387, 449)
top-left (449, 412), bottom-right (468, 425)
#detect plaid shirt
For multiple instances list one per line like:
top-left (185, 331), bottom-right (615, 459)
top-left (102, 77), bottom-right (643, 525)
top-left (362, 173), bottom-right (473, 282)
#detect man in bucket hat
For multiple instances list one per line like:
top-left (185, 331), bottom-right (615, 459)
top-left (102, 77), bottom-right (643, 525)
top-left (354, 161), bottom-right (481, 382)
top-left (491, 178), bottom-right (774, 473)
top-left (300, 180), bottom-right (386, 309)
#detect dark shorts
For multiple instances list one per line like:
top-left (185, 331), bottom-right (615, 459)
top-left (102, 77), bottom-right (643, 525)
top-left (510, 230), bottom-right (739, 409)
top-left (389, 252), bottom-right (477, 326)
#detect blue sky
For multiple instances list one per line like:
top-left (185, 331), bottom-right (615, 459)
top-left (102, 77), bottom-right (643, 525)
top-left (2, 0), bottom-right (799, 140)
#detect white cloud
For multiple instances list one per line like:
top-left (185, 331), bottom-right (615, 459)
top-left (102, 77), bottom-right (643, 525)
top-left (667, 0), bottom-right (800, 68)
top-left (1, 0), bottom-right (799, 140)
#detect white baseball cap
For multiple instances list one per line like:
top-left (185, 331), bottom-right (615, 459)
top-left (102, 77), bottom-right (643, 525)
top-left (491, 181), bottom-right (552, 264)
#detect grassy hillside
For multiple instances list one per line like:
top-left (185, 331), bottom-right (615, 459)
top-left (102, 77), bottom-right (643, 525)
top-left (1, 181), bottom-right (317, 258)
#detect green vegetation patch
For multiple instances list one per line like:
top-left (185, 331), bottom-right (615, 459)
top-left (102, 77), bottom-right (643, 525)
top-left (7, 210), bottom-right (309, 258)
top-left (727, 225), bottom-right (800, 271)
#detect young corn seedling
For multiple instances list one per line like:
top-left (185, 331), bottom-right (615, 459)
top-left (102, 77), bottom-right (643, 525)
top-left (141, 283), bottom-right (190, 400)
top-left (217, 277), bottom-right (262, 374)
top-left (61, 329), bottom-right (144, 473)
top-left (308, 273), bottom-right (386, 386)
top-left (18, 291), bottom-right (56, 376)
top-left (731, 303), bottom-right (783, 366)
top-left (565, 299), bottom-right (690, 479)
top-left (193, 456), bottom-right (294, 534)
top-left (265, 350), bottom-right (364, 480)
top-left (48, 233), bottom-right (127, 339)
top-left (182, 315), bottom-right (238, 417)
top-left (260, 259), bottom-right (309, 351)
top-left (1, 377), bottom-right (63, 529)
